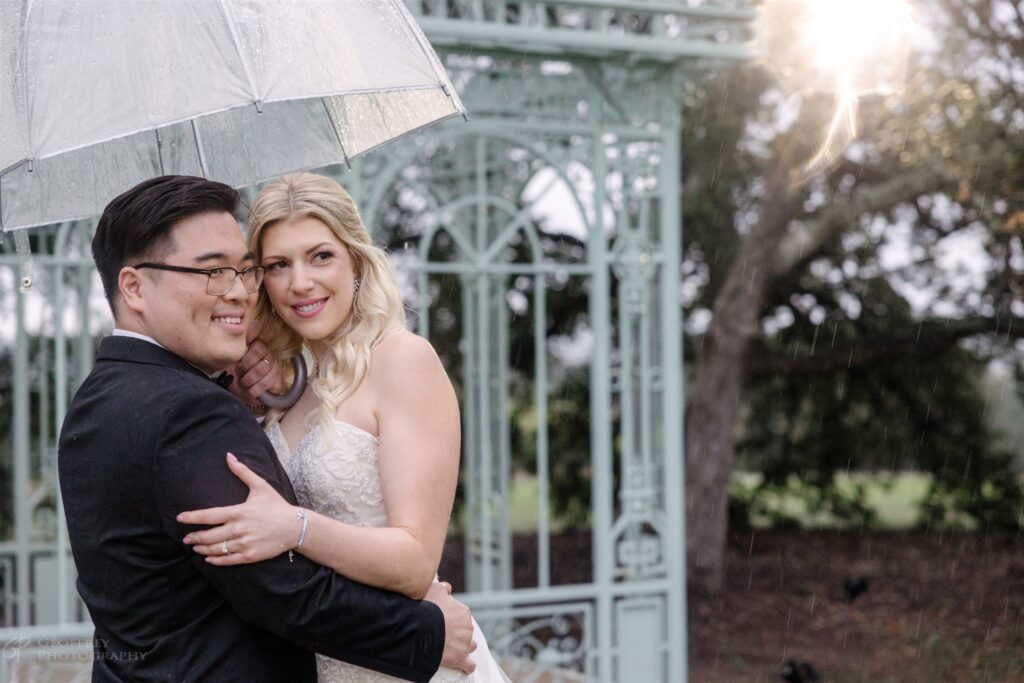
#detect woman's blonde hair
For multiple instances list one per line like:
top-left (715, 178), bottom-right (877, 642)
top-left (247, 173), bottom-right (406, 431)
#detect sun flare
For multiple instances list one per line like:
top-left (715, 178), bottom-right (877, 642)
top-left (804, 0), bottom-right (914, 93)
top-left (756, 0), bottom-right (916, 172)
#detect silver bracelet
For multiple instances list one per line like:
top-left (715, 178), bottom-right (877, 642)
top-left (288, 509), bottom-right (309, 563)
top-left (296, 508), bottom-right (309, 548)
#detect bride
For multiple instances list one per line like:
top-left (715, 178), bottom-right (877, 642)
top-left (177, 173), bottom-right (510, 682)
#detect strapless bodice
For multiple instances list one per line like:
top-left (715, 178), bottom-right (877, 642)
top-left (265, 418), bottom-right (502, 683)
top-left (266, 419), bottom-right (389, 529)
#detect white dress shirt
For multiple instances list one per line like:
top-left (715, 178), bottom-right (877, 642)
top-left (112, 328), bottom-right (165, 349)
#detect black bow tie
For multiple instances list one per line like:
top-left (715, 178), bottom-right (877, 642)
top-left (213, 372), bottom-right (234, 389)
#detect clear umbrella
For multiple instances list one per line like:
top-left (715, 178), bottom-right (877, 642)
top-left (0, 0), bottom-right (465, 235)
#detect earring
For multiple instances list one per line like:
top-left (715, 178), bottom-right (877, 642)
top-left (353, 277), bottom-right (361, 295)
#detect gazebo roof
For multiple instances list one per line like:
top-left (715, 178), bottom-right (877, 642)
top-left (410, 0), bottom-right (753, 62)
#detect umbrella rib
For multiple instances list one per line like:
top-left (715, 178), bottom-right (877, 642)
top-left (0, 160), bottom-right (28, 177)
top-left (320, 98), bottom-right (352, 171)
top-left (387, 0), bottom-right (459, 108)
top-left (154, 130), bottom-right (165, 176)
top-left (346, 109), bottom-right (466, 162)
top-left (217, 0), bottom-right (262, 107)
top-left (190, 120), bottom-right (210, 178)
top-left (20, 0), bottom-right (36, 164)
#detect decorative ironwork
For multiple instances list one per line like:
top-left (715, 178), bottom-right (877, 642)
top-left (609, 203), bottom-right (667, 582)
top-left (479, 601), bottom-right (594, 681)
top-left (410, 0), bottom-right (753, 61)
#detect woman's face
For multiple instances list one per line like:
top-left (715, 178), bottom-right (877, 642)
top-left (259, 215), bottom-right (358, 347)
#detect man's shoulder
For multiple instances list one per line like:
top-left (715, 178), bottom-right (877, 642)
top-left (89, 354), bottom-right (217, 391)
top-left (144, 366), bottom-right (253, 423)
top-left (78, 358), bottom-right (249, 423)
top-left (127, 366), bottom-right (266, 457)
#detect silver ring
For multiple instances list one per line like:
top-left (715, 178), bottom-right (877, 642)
top-left (221, 540), bottom-right (230, 555)
top-left (261, 358), bottom-right (271, 366)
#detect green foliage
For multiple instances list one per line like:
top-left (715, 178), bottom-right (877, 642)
top-left (733, 258), bottom-right (1020, 527)
top-left (681, 0), bottom-right (1024, 534)
top-left (732, 275), bottom-right (1023, 530)
top-left (730, 475), bottom-right (877, 531)
top-left (919, 465), bottom-right (1024, 533)
top-left (680, 66), bottom-right (772, 309)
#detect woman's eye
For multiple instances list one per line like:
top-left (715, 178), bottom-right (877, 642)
top-left (312, 251), bottom-right (334, 263)
top-left (264, 260), bottom-right (288, 271)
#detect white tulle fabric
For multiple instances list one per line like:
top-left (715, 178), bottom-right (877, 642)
top-left (267, 420), bottom-right (509, 683)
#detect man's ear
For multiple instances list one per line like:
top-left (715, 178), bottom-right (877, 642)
top-left (118, 267), bottom-right (146, 315)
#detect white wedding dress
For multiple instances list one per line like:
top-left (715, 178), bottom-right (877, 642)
top-left (267, 419), bottom-right (510, 683)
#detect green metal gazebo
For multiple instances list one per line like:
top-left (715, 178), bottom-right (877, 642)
top-left (0, 2), bottom-right (751, 680)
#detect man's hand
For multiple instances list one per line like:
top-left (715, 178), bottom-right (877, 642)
top-left (227, 320), bottom-right (284, 408)
top-left (424, 581), bottom-right (476, 674)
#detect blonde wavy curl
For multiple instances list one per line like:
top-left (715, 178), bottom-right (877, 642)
top-left (246, 173), bottom-right (406, 434)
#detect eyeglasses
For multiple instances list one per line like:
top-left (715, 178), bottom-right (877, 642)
top-left (133, 263), bottom-right (265, 296)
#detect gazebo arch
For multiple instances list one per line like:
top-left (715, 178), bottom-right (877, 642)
top-left (360, 128), bottom-right (596, 240)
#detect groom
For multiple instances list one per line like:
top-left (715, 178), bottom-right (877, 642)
top-left (58, 175), bottom-right (474, 682)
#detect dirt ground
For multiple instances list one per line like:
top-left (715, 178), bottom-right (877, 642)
top-left (690, 529), bottom-right (1024, 683)
top-left (442, 529), bottom-right (1024, 682)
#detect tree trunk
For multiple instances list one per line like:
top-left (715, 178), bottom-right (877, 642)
top-left (686, 159), bottom-right (799, 593)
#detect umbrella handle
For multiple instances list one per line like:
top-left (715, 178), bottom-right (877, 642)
top-left (259, 356), bottom-right (307, 409)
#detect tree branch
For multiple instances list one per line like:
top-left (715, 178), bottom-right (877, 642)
top-left (747, 314), bottom-right (1023, 380)
top-left (772, 161), bottom-right (953, 276)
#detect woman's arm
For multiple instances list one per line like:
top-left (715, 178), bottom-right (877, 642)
top-left (178, 332), bottom-right (460, 600)
top-left (294, 333), bottom-right (459, 598)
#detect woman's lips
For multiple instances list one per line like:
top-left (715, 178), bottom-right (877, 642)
top-left (292, 297), bottom-right (327, 319)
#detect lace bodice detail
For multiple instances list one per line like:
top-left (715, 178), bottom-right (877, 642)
top-left (265, 419), bottom-right (469, 683)
top-left (267, 420), bottom-right (388, 529)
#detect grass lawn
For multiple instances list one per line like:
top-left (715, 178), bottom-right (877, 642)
top-left (731, 470), bottom-right (936, 530)
top-left (503, 469), bottom-right (941, 533)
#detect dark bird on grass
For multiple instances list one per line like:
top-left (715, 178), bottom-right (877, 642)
top-left (843, 575), bottom-right (870, 603)
top-left (782, 660), bottom-right (821, 683)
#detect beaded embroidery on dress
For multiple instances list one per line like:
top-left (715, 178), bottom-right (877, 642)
top-left (266, 419), bottom-right (509, 683)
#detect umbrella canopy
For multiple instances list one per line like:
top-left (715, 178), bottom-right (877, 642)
top-left (0, 0), bottom-right (465, 231)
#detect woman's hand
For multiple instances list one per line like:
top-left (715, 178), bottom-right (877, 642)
top-left (226, 320), bottom-right (284, 408)
top-left (177, 453), bottom-right (301, 566)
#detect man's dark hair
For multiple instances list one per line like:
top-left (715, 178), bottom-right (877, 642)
top-left (92, 175), bottom-right (239, 317)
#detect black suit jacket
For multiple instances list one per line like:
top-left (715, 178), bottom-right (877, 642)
top-left (58, 336), bottom-right (444, 682)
